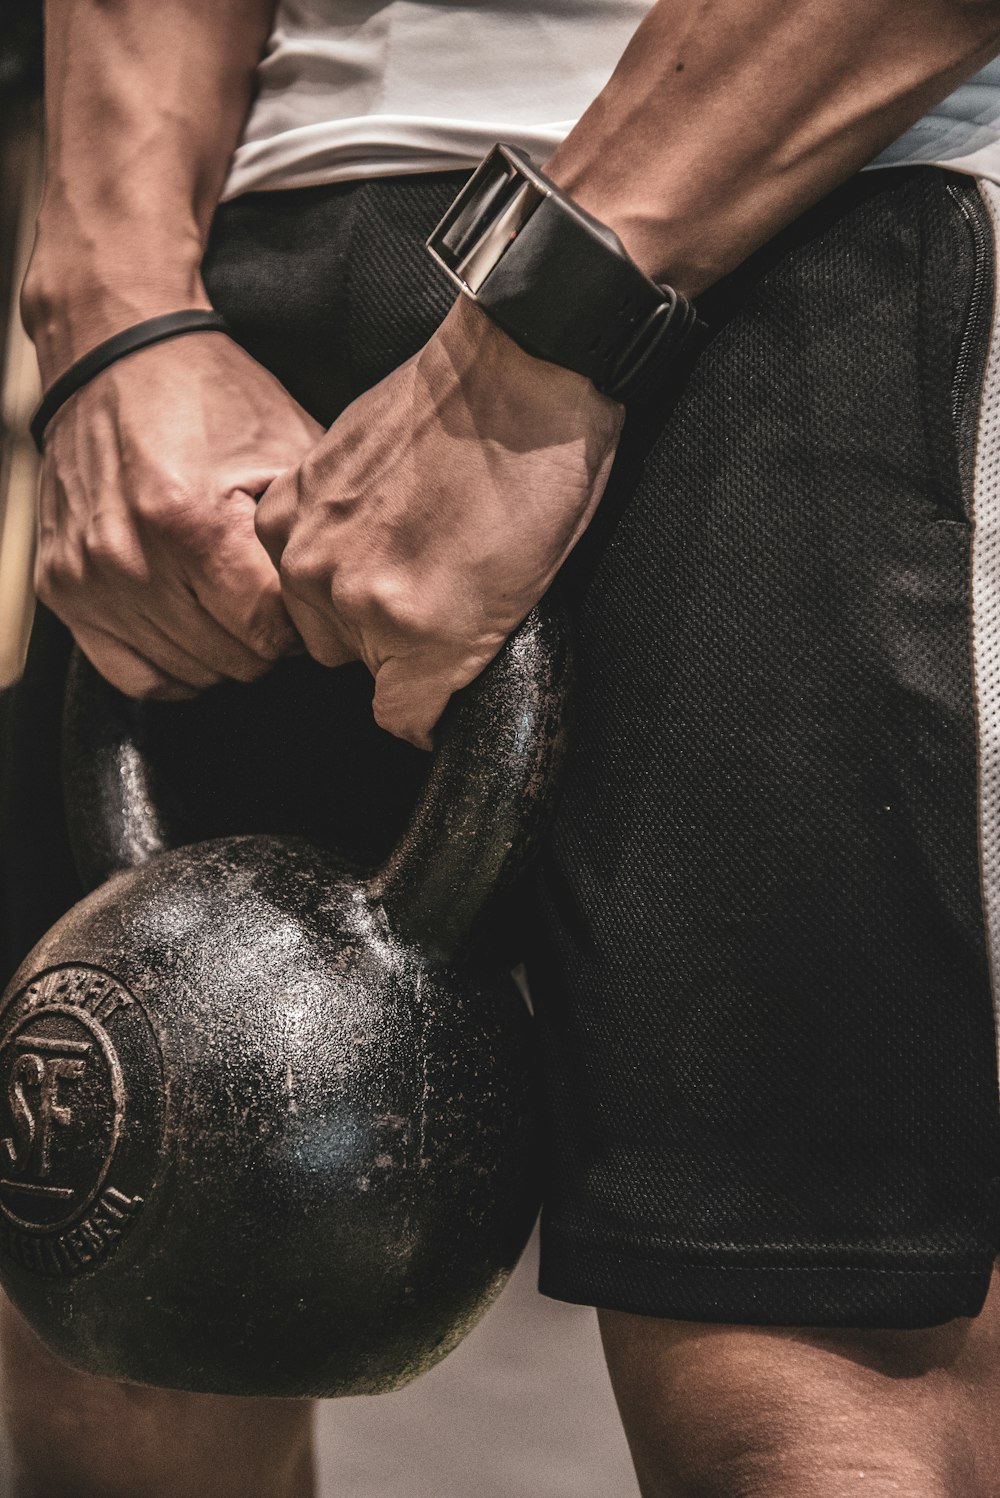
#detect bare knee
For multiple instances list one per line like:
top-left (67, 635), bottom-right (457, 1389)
top-left (0, 1295), bottom-right (316, 1498)
top-left (598, 1261), bottom-right (1000, 1498)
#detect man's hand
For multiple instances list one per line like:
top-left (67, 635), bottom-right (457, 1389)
top-left (255, 299), bottom-right (623, 749)
top-left (36, 333), bottom-right (323, 699)
top-left (22, 0), bottom-right (305, 700)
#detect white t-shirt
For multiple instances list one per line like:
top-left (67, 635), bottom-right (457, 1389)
top-left (222, 0), bottom-right (1000, 200)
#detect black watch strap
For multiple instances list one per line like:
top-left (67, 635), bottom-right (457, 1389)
top-left (30, 310), bottom-right (232, 452)
top-left (427, 145), bottom-right (701, 402)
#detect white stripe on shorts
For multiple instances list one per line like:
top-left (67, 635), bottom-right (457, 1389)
top-left (969, 177), bottom-right (1000, 1067)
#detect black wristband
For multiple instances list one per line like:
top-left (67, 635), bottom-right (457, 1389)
top-left (30, 310), bottom-right (232, 452)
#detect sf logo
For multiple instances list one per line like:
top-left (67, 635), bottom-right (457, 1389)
top-left (2, 1044), bottom-right (87, 1181)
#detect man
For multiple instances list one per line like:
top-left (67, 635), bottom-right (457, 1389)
top-left (5, 0), bottom-right (1000, 1493)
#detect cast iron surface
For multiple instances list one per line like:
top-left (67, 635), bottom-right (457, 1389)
top-left (0, 607), bottom-right (570, 1395)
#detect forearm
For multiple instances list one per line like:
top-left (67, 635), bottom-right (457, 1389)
top-left (547, 0), bottom-right (1000, 294)
top-left (23, 0), bottom-right (276, 383)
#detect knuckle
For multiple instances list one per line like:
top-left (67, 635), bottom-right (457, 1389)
top-left (35, 544), bottom-right (92, 607)
top-left (80, 533), bottom-right (119, 577)
top-left (279, 545), bottom-right (322, 599)
top-left (133, 469), bottom-right (195, 516)
top-left (364, 575), bottom-right (437, 640)
top-left (326, 577), bottom-right (365, 623)
top-left (242, 600), bottom-right (299, 665)
top-left (34, 549), bottom-right (69, 604)
top-left (33, 570), bottom-right (57, 609)
top-left (133, 480), bottom-right (207, 547)
top-left (328, 571), bottom-right (406, 630)
top-left (245, 614), bottom-right (290, 663)
top-left (250, 635), bottom-right (288, 668)
top-left (80, 519), bottom-right (140, 581)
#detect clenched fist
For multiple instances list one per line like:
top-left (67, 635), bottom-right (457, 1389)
top-left (36, 332), bottom-right (323, 699)
top-left (256, 298), bottom-right (623, 749)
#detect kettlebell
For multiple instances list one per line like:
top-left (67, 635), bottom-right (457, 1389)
top-left (0, 606), bottom-right (570, 1396)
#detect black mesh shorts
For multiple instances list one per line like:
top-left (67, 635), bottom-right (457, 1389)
top-left (4, 165), bottom-right (1000, 1329)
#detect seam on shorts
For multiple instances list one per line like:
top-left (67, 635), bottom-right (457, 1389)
top-left (541, 1225), bottom-right (985, 1276)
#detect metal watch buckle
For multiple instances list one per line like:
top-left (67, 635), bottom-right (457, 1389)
top-left (426, 144), bottom-right (546, 297)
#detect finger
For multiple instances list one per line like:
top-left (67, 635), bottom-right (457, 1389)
top-left (190, 585), bottom-right (301, 673)
top-left (43, 579), bottom-right (224, 692)
top-left (280, 587), bottom-right (356, 670)
top-left (193, 497), bottom-right (302, 667)
top-left (48, 556), bottom-right (284, 689)
top-left (251, 483), bottom-right (354, 668)
top-left (253, 475), bottom-right (297, 569)
top-left (63, 533), bottom-right (293, 687)
top-left (273, 539), bottom-right (357, 669)
top-left (69, 594), bottom-right (228, 693)
top-left (38, 527), bottom-right (231, 692)
top-left (71, 624), bottom-right (199, 702)
top-left (371, 656), bottom-right (457, 751)
top-left (159, 586), bottom-right (294, 683)
top-left (140, 606), bottom-right (262, 688)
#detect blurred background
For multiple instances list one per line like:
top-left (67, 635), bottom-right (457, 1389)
top-left (0, 0), bottom-right (42, 694)
top-left (0, 8), bottom-right (639, 1493)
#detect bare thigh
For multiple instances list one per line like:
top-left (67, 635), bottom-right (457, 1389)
top-left (0, 1295), bottom-right (316, 1498)
top-left (599, 1259), bottom-right (1000, 1498)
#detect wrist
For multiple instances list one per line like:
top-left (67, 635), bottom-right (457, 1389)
top-left (22, 210), bottom-right (210, 387)
top-left (434, 291), bottom-right (624, 422)
top-left (544, 118), bottom-right (730, 298)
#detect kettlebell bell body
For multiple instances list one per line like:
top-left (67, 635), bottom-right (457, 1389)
top-left (0, 607), bottom-right (568, 1396)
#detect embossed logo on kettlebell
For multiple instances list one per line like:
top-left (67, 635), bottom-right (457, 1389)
top-left (0, 966), bottom-right (164, 1277)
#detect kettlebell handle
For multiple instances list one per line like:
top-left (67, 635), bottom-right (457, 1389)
top-left (370, 605), bottom-right (571, 958)
top-left (63, 604), bottom-right (572, 961)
